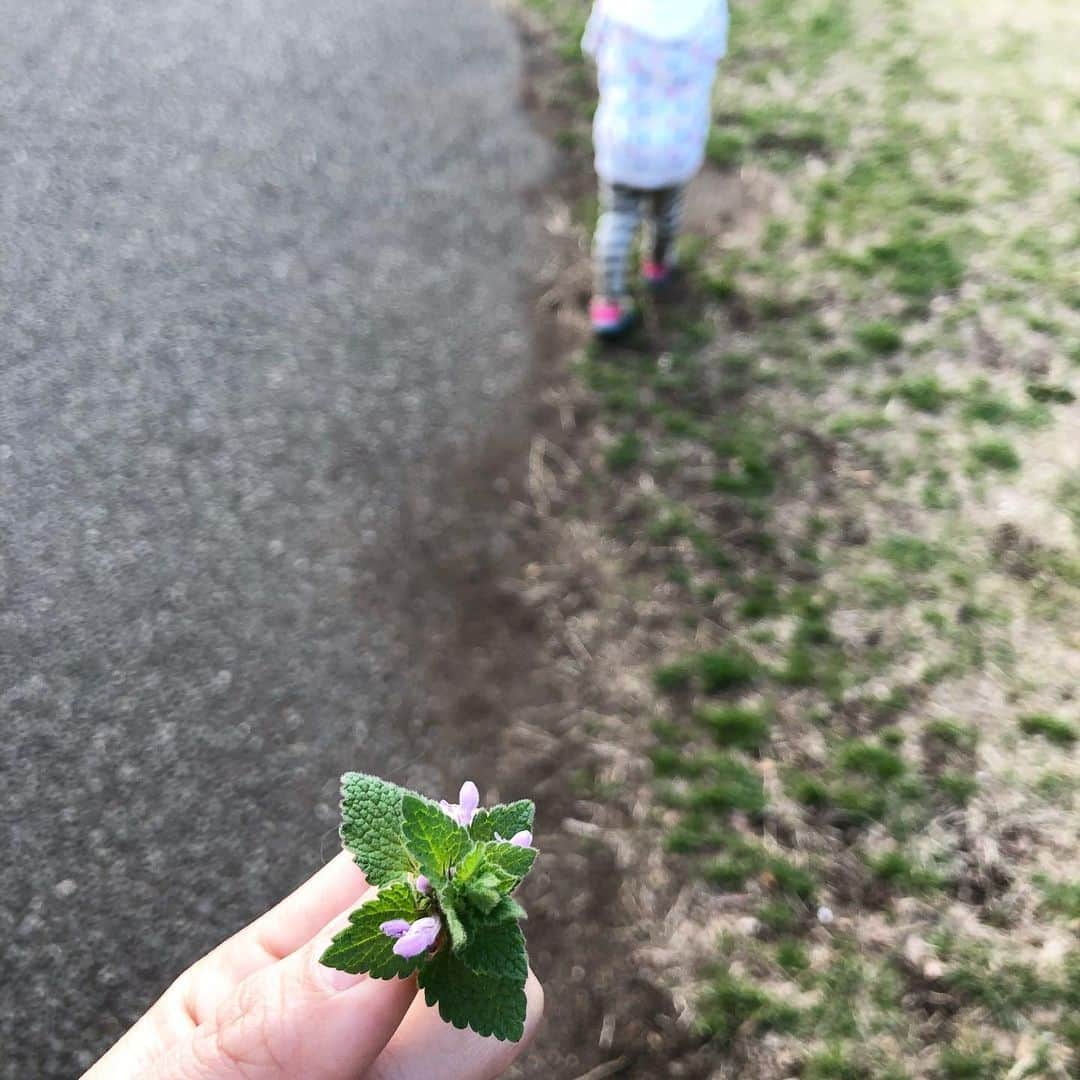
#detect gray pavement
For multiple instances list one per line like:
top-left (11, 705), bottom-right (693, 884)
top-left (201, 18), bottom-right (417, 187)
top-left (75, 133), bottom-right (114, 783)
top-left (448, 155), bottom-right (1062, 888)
top-left (0, 1), bottom-right (544, 1073)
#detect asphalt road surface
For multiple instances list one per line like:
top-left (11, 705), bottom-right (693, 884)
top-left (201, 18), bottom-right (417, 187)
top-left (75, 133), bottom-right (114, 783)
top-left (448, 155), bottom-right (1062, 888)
top-left (0, 1), bottom-right (544, 1073)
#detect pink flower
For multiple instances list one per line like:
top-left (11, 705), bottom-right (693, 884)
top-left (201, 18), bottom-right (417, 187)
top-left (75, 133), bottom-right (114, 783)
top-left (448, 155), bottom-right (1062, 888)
top-left (439, 780), bottom-right (481, 827)
top-left (380, 915), bottom-right (442, 958)
top-left (495, 830), bottom-right (534, 848)
top-left (416, 874), bottom-right (431, 894)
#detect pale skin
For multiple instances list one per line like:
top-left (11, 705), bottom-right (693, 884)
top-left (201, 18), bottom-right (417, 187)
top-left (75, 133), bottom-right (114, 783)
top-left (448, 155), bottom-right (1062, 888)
top-left (84, 852), bottom-right (543, 1080)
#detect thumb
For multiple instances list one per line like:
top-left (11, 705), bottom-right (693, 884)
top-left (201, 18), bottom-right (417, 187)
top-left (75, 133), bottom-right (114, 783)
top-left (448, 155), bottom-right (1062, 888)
top-left (177, 914), bottom-right (417, 1080)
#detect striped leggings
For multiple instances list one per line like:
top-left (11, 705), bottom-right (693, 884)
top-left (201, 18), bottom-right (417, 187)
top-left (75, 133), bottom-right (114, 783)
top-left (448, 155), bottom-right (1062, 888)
top-left (593, 181), bottom-right (686, 299)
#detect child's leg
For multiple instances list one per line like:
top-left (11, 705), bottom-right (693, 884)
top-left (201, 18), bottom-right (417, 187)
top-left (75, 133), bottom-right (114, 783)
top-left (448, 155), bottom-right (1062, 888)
top-left (593, 182), bottom-right (642, 300)
top-left (645, 184), bottom-right (686, 269)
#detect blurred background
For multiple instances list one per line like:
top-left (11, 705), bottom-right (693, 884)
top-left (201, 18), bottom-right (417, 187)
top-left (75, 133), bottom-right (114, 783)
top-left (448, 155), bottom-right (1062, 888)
top-left (5, 0), bottom-right (1080, 1077)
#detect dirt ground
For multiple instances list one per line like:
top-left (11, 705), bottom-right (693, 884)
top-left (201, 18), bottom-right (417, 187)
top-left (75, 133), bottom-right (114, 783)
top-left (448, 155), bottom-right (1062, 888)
top-left (413, 1), bottom-right (1080, 1077)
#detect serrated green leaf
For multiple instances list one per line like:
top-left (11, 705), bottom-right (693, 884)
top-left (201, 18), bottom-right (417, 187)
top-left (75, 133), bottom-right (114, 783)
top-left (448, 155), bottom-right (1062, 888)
top-left (439, 893), bottom-right (468, 951)
top-left (487, 895), bottom-right (528, 923)
top-left (458, 913), bottom-right (528, 982)
top-left (319, 882), bottom-right (425, 980)
top-left (485, 841), bottom-right (537, 885)
top-left (459, 875), bottom-right (504, 915)
top-left (402, 794), bottom-right (473, 880)
top-left (453, 844), bottom-right (487, 885)
top-left (339, 773), bottom-right (417, 886)
top-left (469, 800), bottom-right (535, 843)
top-left (418, 946), bottom-right (527, 1042)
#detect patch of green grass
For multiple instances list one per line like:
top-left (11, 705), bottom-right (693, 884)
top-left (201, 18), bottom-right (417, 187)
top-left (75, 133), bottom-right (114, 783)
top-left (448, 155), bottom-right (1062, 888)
top-left (961, 380), bottom-right (1048, 428)
top-left (855, 320), bottom-right (904, 356)
top-left (968, 438), bottom-right (1021, 473)
top-left (757, 898), bottom-right (801, 935)
top-left (651, 718), bottom-right (689, 745)
top-left (937, 1045), bottom-right (1008, 1080)
top-left (788, 770), bottom-right (831, 809)
top-left (650, 747), bottom-right (706, 779)
top-left (697, 704), bottom-right (771, 750)
top-left (711, 429), bottom-right (777, 497)
top-left (735, 102), bottom-right (836, 164)
top-left (1027, 382), bottom-right (1076, 405)
top-left (1065, 950), bottom-right (1080, 1008)
top-left (940, 941), bottom-right (1058, 1027)
top-left (698, 967), bottom-right (801, 1048)
top-left (823, 347), bottom-right (860, 369)
top-left (689, 755), bottom-right (767, 815)
top-left (1058, 472), bottom-right (1080, 535)
top-left (830, 783), bottom-right (889, 824)
top-left (739, 574), bottom-right (783, 618)
top-left (778, 603), bottom-right (845, 690)
top-left (802, 1047), bottom-right (873, 1080)
top-left (706, 129), bottom-right (748, 169)
top-left (699, 648), bottom-right (759, 694)
top-left (703, 834), bottom-right (816, 902)
top-left (667, 564), bottom-right (692, 588)
top-left (665, 815), bottom-right (730, 854)
top-left (767, 855), bottom-right (817, 902)
top-left (922, 470), bottom-right (958, 510)
top-left (647, 506), bottom-right (694, 541)
top-left (701, 270), bottom-right (739, 302)
top-left (809, 949), bottom-right (869, 1041)
top-left (936, 772), bottom-right (978, 804)
top-left (1035, 875), bottom-right (1080, 920)
top-left (894, 373), bottom-right (950, 413)
top-left (799, 0), bottom-right (854, 72)
top-left (837, 740), bottom-right (906, 782)
top-left (605, 432), bottom-right (643, 472)
top-left (880, 533), bottom-right (943, 572)
top-left (1034, 771), bottom-right (1078, 803)
top-left (654, 660), bottom-right (693, 693)
top-left (925, 719), bottom-right (979, 751)
top-left (704, 834), bottom-right (767, 891)
top-left (776, 939), bottom-right (810, 975)
top-left (828, 411), bottom-right (891, 437)
top-left (657, 409), bottom-right (704, 437)
top-left (1018, 713), bottom-right (1077, 746)
top-left (870, 232), bottom-right (965, 301)
top-left (778, 642), bottom-right (819, 687)
top-left (860, 572), bottom-right (909, 609)
top-left (868, 849), bottom-right (947, 893)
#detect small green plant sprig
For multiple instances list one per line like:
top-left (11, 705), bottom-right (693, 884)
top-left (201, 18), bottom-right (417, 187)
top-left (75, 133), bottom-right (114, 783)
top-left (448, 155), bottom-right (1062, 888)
top-left (319, 773), bottom-right (537, 1042)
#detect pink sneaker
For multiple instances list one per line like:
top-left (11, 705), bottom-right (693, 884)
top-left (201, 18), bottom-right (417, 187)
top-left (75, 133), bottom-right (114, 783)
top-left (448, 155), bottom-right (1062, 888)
top-left (642, 258), bottom-right (674, 288)
top-left (589, 297), bottom-right (635, 338)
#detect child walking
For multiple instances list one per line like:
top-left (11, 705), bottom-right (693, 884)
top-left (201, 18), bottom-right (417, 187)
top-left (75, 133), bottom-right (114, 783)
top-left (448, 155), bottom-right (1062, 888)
top-left (583, 0), bottom-right (730, 336)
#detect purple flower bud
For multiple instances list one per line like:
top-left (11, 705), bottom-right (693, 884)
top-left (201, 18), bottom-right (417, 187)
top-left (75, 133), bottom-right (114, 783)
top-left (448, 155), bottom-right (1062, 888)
top-left (392, 915), bottom-right (441, 958)
top-left (508, 830), bottom-right (533, 848)
top-left (379, 919), bottom-right (412, 939)
top-left (458, 781), bottom-right (480, 825)
top-left (440, 780), bottom-right (482, 827)
top-left (416, 874), bottom-right (431, 894)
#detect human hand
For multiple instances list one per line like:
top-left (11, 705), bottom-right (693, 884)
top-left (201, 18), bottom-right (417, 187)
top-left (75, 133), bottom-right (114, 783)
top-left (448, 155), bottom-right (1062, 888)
top-left (84, 852), bottom-right (543, 1079)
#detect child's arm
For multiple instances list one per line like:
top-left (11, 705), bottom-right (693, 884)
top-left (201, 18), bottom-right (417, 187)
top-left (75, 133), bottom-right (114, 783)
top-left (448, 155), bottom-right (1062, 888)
top-left (582, 2), bottom-right (607, 59)
top-left (709, 0), bottom-right (731, 60)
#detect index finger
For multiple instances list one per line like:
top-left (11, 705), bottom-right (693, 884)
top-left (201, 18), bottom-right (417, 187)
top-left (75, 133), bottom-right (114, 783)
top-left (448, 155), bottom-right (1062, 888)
top-left (250, 851), bottom-right (369, 959)
top-left (192, 851), bottom-right (369, 996)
